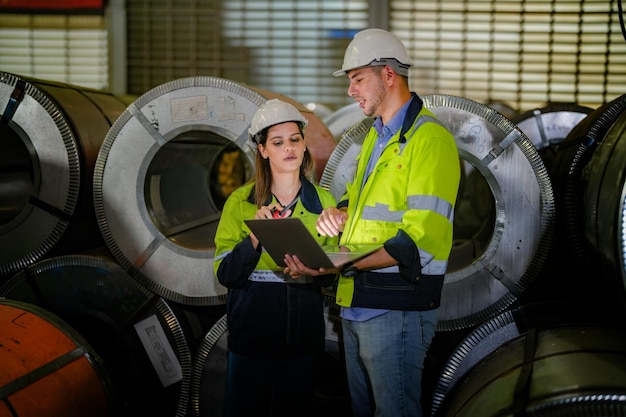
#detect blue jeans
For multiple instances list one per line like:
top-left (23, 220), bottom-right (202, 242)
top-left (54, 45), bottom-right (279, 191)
top-left (342, 309), bottom-right (438, 417)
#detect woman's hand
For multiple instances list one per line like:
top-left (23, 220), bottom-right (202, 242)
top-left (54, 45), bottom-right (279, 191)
top-left (250, 203), bottom-right (291, 249)
top-left (249, 232), bottom-right (260, 250)
top-left (254, 203), bottom-right (291, 219)
top-left (283, 254), bottom-right (340, 279)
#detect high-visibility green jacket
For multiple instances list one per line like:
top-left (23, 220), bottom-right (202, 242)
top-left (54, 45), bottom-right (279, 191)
top-left (336, 94), bottom-right (460, 310)
top-left (213, 176), bottom-right (338, 357)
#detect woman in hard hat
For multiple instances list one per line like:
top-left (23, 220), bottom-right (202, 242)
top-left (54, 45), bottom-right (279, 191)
top-left (213, 98), bottom-right (338, 417)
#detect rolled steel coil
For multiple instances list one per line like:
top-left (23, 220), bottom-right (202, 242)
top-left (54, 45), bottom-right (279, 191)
top-left (0, 298), bottom-right (117, 417)
top-left (319, 117), bottom-right (374, 201)
top-left (513, 104), bottom-right (593, 152)
top-left (435, 321), bottom-right (626, 417)
top-left (512, 103), bottom-right (593, 175)
top-left (582, 108), bottom-right (626, 292)
top-left (550, 95), bottom-right (626, 272)
top-left (484, 101), bottom-right (518, 121)
top-left (0, 72), bottom-right (127, 277)
top-left (319, 95), bottom-right (554, 331)
top-left (189, 314), bottom-right (228, 417)
top-left (321, 102), bottom-right (368, 142)
top-left (93, 76), bottom-right (336, 306)
top-left (0, 254), bottom-right (195, 417)
top-left (430, 302), bottom-right (626, 417)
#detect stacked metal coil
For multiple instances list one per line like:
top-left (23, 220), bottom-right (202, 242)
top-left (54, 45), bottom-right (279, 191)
top-left (0, 73), bottom-right (127, 278)
top-left (93, 76), bottom-right (336, 306)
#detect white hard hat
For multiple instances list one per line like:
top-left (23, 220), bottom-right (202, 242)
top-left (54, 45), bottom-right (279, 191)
top-left (333, 28), bottom-right (411, 77)
top-left (248, 99), bottom-right (308, 143)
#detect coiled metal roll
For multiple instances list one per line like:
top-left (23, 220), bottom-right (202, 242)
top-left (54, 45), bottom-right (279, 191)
top-left (93, 76), bottom-right (336, 306)
top-left (0, 73), bottom-right (126, 277)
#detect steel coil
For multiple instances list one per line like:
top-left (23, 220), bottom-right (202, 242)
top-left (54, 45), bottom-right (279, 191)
top-left (582, 108), bottom-right (626, 291)
top-left (0, 254), bottom-right (194, 417)
top-left (0, 73), bottom-right (127, 277)
top-left (430, 302), bottom-right (625, 417)
top-left (190, 315), bottom-right (228, 417)
top-left (0, 298), bottom-right (118, 417)
top-left (484, 101), bottom-right (518, 121)
top-left (321, 102), bottom-right (368, 141)
top-left (93, 76), bottom-right (336, 306)
top-left (437, 322), bottom-right (626, 417)
top-left (550, 95), bottom-right (626, 272)
top-left (513, 104), bottom-right (593, 152)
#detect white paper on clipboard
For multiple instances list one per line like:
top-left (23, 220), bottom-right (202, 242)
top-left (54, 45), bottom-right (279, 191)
top-left (134, 314), bottom-right (183, 387)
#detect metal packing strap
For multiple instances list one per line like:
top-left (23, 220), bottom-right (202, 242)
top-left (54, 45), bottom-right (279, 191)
top-left (0, 346), bottom-right (89, 400)
top-left (1, 79), bottom-right (26, 124)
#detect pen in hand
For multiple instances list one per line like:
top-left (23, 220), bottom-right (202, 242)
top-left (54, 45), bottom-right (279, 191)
top-left (272, 197), bottom-right (299, 218)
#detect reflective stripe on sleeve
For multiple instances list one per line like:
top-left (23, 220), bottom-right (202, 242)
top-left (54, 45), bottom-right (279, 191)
top-left (361, 194), bottom-right (453, 222)
top-left (215, 250), bottom-right (232, 261)
top-left (408, 195), bottom-right (454, 221)
top-left (249, 270), bottom-right (314, 284)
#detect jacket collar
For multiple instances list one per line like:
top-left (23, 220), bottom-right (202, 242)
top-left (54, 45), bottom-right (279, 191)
top-left (247, 175), bottom-right (324, 214)
top-left (399, 92), bottom-right (423, 143)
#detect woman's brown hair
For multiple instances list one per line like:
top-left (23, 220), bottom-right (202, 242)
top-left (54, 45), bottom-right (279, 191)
top-left (253, 121), bottom-right (313, 207)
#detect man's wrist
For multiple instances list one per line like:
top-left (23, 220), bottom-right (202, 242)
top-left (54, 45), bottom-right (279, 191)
top-left (341, 264), bottom-right (358, 277)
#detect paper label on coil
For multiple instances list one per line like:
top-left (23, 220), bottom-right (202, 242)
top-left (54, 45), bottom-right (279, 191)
top-left (134, 314), bottom-right (183, 387)
top-left (170, 96), bottom-right (208, 122)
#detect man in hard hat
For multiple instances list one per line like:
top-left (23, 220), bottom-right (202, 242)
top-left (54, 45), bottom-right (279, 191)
top-left (286, 28), bottom-right (461, 416)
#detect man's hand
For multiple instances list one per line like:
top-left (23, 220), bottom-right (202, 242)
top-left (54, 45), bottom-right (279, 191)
top-left (316, 207), bottom-right (348, 237)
